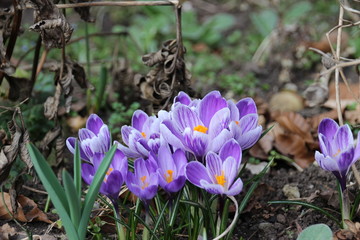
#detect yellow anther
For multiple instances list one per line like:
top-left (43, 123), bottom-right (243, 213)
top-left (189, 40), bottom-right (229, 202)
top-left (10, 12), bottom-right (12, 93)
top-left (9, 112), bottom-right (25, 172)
top-left (193, 125), bottom-right (208, 133)
top-left (104, 167), bottom-right (114, 182)
top-left (141, 132), bottom-right (146, 138)
top-left (140, 176), bottom-right (149, 189)
top-left (333, 149), bottom-right (341, 157)
top-left (235, 121), bottom-right (239, 125)
top-left (106, 167), bottom-right (113, 176)
top-left (215, 171), bottom-right (226, 186)
top-left (165, 170), bottom-right (174, 183)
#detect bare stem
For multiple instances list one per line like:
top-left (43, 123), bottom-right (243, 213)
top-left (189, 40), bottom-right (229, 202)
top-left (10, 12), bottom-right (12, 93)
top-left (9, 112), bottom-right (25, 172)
top-left (25, 1), bottom-right (177, 9)
top-left (335, 5), bottom-right (344, 126)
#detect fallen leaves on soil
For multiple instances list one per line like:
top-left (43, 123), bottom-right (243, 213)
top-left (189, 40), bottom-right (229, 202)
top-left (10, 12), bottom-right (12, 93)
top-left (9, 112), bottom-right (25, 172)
top-left (0, 192), bottom-right (51, 223)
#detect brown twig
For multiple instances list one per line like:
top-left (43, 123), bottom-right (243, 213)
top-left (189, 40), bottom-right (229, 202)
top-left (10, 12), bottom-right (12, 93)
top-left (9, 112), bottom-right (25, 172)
top-left (24, 1), bottom-right (177, 9)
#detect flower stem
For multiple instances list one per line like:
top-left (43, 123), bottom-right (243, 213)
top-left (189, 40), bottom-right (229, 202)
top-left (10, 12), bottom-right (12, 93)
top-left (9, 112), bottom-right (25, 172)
top-left (112, 200), bottom-right (126, 240)
top-left (142, 205), bottom-right (150, 240)
top-left (341, 189), bottom-right (350, 229)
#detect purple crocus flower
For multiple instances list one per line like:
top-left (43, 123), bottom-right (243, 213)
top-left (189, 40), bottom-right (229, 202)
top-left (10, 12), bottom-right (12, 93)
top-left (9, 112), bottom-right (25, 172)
top-left (66, 114), bottom-right (111, 162)
top-left (161, 91), bottom-right (232, 159)
top-left (116, 110), bottom-right (161, 159)
top-left (185, 139), bottom-right (243, 196)
top-left (82, 149), bottom-right (128, 201)
top-left (173, 91), bottom-right (200, 109)
top-left (126, 158), bottom-right (159, 202)
top-left (157, 145), bottom-right (187, 193)
top-left (228, 98), bottom-right (262, 150)
top-left (315, 118), bottom-right (360, 191)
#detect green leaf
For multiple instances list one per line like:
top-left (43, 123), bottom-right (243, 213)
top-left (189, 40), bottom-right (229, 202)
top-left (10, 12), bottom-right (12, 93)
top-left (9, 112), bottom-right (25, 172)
top-left (27, 143), bottom-right (79, 239)
top-left (74, 140), bottom-right (82, 199)
top-left (78, 144), bottom-right (117, 239)
top-left (250, 9), bottom-right (278, 37)
top-left (62, 170), bottom-right (81, 229)
top-left (284, 2), bottom-right (312, 25)
top-left (297, 224), bottom-right (333, 240)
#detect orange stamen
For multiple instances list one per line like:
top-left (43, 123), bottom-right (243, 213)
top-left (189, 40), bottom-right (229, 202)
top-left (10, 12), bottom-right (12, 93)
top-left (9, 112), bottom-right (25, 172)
top-left (193, 125), bottom-right (208, 133)
top-left (141, 132), bottom-right (146, 138)
top-left (104, 167), bottom-right (114, 182)
top-left (235, 121), bottom-right (239, 125)
top-left (165, 170), bottom-right (174, 183)
top-left (333, 149), bottom-right (341, 157)
top-left (140, 176), bottom-right (149, 189)
top-left (215, 171), bottom-right (226, 186)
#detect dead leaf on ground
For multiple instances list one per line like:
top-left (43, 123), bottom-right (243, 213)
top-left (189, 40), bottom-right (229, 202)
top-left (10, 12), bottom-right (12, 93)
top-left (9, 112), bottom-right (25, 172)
top-left (304, 30), bottom-right (348, 53)
top-left (0, 192), bottom-right (51, 223)
top-left (308, 108), bottom-right (338, 131)
top-left (249, 134), bottom-right (274, 159)
top-left (334, 220), bottom-right (360, 240)
top-left (0, 223), bottom-right (16, 240)
top-left (269, 112), bottom-right (317, 168)
top-left (324, 81), bottom-right (360, 110)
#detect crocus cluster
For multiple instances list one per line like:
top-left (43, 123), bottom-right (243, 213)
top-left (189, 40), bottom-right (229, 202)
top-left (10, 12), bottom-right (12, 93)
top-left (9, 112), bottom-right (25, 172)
top-left (315, 118), bottom-right (360, 191)
top-left (66, 91), bottom-right (262, 204)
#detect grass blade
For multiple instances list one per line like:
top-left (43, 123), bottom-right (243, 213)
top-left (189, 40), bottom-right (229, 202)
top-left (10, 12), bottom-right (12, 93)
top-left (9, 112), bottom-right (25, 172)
top-left (269, 200), bottom-right (341, 227)
top-left (78, 144), bottom-right (117, 239)
top-left (27, 143), bottom-right (79, 239)
top-left (62, 170), bottom-right (81, 229)
top-left (74, 140), bottom-right (82, 198)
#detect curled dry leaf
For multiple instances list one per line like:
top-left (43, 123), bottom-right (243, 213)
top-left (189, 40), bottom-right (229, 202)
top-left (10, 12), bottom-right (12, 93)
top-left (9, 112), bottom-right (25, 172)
top-left (0, 109), bottom-right (33, 185)
top-left (29, 0), bottom-right (73, 49)
top-left (44, 59), bottom-right (88, 120)
top-left (137, 39), bottom-right (192, 111)
top-left (68, 0), bottom-right (94, 22)
top-left (0, 192), bottom-right (51, 223)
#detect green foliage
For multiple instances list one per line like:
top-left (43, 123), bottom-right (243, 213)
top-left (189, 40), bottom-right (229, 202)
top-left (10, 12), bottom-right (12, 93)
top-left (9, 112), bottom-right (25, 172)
top-left (108, 101), bottom-right (141, 134)
top-left (251, 9), bottom-right (278, 37)
top-left (283, 1), bottom-right (312, 25)
top-left (296, 224), bottom-right (332, 240)
top-left (27, 142), bottom-right (117, 240)
top-left (219, 73), bottom-right (260, 96)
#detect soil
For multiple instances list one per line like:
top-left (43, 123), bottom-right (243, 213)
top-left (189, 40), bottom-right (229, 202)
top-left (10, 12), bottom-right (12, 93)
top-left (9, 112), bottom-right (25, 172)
top-left (235, 164), bottom-right (343, 240)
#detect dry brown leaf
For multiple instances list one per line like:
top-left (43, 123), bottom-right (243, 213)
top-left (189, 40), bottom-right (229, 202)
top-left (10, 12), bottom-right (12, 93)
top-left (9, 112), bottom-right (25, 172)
top-left (274, 111), bottom-right (313, 143)
top-left (137, 39), bottom-right (192, 112)
top-left (334, 220), bottom-right (360, 240)
top-left (309, 109), bottom-right (338, 130)
top-left (249, 134), bottom-right (274, 159)
top-left (0, 192), bottom-right (51, 223)
top-left (29, 0), bottom-right (73, 49)
top-left (304, 30), bottom-right (348, 53)
top-left (68, 0), bottom-right (94, 22)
